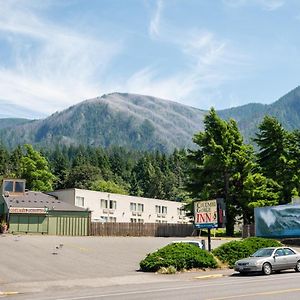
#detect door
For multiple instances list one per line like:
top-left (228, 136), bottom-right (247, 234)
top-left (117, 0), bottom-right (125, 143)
top-left (273, 249), bottom-right (287, 270)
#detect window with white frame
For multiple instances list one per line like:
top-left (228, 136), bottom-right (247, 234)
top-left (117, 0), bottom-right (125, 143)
top-left (101, 199), bottom-right (108, 209)
top-left (155, 205), bottom-right (161, 214)
top-left (130, 202), bottom-right (137, 211)
top-left (109, 200), bottom-right (117, 210)
top-left (101, 199), bottom-right (116, 210)
top-left (177, 208), bottom-right (186, 216)
top-left (130, 202), bottom-right (144, 212)
top-left (162, 206), bottom-right (167, 214)
top-left (75, 196), bottom-right (85, 207)
top-left (137, 203), bottom-right (144, 212)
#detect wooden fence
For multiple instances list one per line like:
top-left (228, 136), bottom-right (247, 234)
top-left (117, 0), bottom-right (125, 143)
top-left (90, 222), bottom-right (194, 237)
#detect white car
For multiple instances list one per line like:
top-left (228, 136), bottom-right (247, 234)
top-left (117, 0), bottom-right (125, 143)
top-left (172, 240), bottom-right (205, 250)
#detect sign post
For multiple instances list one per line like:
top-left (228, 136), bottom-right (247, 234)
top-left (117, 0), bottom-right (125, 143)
top-left (194, 199), bottom-right (226, 251)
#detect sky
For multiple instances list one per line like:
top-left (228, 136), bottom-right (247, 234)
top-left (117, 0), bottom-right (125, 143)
top-left (1, 0), bottom-right (300, 119)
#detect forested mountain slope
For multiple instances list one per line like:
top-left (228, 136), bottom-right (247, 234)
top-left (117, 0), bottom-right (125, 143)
top-left (1, 86), bottom-right (300, 151)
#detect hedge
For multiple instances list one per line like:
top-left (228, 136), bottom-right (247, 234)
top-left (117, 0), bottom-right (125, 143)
top-left (140, 243), bottom-right (218, 272)
top-left (212, 237), bottom-right (282, 268)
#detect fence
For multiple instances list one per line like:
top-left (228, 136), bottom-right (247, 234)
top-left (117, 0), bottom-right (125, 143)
top-left (90, 222), bottom-right (194, 237)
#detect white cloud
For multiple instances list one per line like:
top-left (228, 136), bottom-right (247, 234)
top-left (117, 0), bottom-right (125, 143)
top-left (0, 0), bottom-right (122, 117)
top-left (223, 0), bottom-right (285, 11)
top-left (149, 0), bottom-right (163, 39)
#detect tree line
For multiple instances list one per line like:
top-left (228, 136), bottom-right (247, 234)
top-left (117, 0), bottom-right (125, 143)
top-left (0, 109), bottom-right (299, 235)
top-left (0, 143), bottom-right (189, 201)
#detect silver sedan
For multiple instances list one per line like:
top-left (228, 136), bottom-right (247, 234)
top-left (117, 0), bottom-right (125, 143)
top-left (234, 247), bottom-right (300, 275)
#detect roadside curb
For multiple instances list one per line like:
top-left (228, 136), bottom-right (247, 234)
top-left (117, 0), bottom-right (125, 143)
top-left (194, 274), bottom-right (224, 279)
top-left (0, 291), bottom-right (19, 296)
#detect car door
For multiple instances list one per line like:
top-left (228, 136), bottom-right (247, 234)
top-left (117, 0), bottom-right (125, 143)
top-left (283, 248), bottom-right (298, 269)
top-left (273, 249), bottom-right (287, 270)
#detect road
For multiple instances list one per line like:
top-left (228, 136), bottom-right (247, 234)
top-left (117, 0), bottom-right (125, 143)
top-left (4, 270), bottom-right (300, 300)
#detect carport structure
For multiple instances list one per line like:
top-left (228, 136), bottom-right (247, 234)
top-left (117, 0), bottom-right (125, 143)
top-left (0, 179), bottom-right (90, 236)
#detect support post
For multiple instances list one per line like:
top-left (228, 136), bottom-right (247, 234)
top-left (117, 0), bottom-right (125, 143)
top-left (208, 228), bottom-right (211, 252)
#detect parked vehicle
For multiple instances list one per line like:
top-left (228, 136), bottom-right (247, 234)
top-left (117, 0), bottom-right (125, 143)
top-left (234, 247), bottom-right (300, 275)
top-left (172, 240), bottom-right (206, 250)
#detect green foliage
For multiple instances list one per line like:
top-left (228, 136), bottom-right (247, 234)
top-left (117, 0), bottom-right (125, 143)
top-left (187, 109), bottom-right (258, 233)
top-left (140, 243), bottom-right (218, 272)
top-left (254, 116), bottom-right (300, 204)
top-left (20, 144), bottom-right (56, 191)
top-left (65, 164), bottom-right (100, 189)
top-left (212, 237), bottom-right (282, 268)
top-left (90, 179), bottom-right (129, 194)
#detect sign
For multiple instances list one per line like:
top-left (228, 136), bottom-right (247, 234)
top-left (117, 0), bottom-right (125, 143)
top-left (194, 199), bottom-right (226, 229)
top-left (9, 207), bottom-right (47, 214)
top-left (194, 200), bottom-right (218, 229)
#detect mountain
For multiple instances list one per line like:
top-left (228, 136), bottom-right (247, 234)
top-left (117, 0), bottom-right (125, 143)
top-left (1, 87), bottom-right (300, 151)
top-left (0, 93), bottom-right (206, 151)
top-left (0, 118), bottom-right (31, 130)
top-left (219, 86), bottom-right (300, 142)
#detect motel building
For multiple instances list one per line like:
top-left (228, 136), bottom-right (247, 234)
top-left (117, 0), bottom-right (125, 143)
top-left (50, 188), bottom-right (190, 224)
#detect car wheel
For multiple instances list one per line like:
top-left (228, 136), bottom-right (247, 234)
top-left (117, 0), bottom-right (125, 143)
top-left (295, 260), bottom-right (300, 272)
top-left (262, 263), bottom-right (272, 275)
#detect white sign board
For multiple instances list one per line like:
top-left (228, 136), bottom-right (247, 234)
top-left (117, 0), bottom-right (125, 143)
top-left (194, 199), bottom-right (218, 228)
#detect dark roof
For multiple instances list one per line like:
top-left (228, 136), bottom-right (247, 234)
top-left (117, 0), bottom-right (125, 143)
top-left (2, 191), bottom-right (88, 212)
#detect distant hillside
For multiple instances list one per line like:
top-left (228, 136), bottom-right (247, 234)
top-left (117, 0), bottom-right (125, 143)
top-left (219, 86), bottom-right (300, 142)
top-left (0, 93), bottom-right (206, 151)
top-left (0, 118), bottom-right (31, 130)
top-left (1, 87), bottom-right (300, 151)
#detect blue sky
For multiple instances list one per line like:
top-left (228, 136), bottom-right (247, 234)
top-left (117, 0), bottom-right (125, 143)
top-left (1, 0), bottom-right (300, 118)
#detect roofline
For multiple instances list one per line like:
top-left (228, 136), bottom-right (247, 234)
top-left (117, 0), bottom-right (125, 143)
top-left (52, 188), bottom-right (183, 203)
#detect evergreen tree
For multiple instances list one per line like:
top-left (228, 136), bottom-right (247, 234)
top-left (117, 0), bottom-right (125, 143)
top-left (187, 109), bottom-right (259, 234)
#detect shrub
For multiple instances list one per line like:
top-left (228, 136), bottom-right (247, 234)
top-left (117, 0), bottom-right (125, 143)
top-left (212, 237), bottom-right (282, 268)
top-left (140, 243), bottom-right (218, 272)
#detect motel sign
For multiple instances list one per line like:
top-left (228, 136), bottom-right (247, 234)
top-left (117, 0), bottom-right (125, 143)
top-left (194, 199), bottom-right (226, 229)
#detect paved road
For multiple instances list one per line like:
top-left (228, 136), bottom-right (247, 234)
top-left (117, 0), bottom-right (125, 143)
top-left (4, 270), bottom-right (300, 300)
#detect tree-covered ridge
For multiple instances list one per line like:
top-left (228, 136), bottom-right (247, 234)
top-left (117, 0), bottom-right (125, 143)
top-left (1, 88), bottom-right (300, 151)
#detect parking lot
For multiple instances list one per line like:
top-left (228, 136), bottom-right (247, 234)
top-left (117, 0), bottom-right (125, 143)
top-left (0, 235), bottom-right (228, 288)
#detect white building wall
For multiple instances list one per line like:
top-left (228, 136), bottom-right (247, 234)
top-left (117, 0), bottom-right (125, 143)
top-left (51, 189), bottom-right (190, 224)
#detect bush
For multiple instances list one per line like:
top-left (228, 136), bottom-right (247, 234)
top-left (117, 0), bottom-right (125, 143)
top-left (140, 243), bottom-right (218, 272)
top-left (212, 237), bottom-right (282, 268)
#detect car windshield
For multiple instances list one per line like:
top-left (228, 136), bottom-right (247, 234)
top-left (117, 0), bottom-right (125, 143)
top-left (251, 248), bottom-right (274, 257)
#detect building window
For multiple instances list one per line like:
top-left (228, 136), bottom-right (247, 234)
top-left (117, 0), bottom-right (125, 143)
top-left (130, 202), bottom-right (136, 211)
top-left (101, 199), bottom-right (108, 209)
top-left (155, 205), bottom-right (161, 214)
top-left (177, 208), bottom-right (186, 216)
top-left (75, 196), bottom-right (85, 207)
top-left (3, 181), bottom-right (14, 192)
top-left (109, 217), bottom-right (116, 223)
top-left (138, 203), bottom-right (144, 212)
top-left (101, 199), bottom-right (116, 210)
top-left (130, 218), bottom-right (137, 223)
top-left (162, 206), bottom-right (167, 214)
top-left (109, 200), bottom-right (117, 210)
